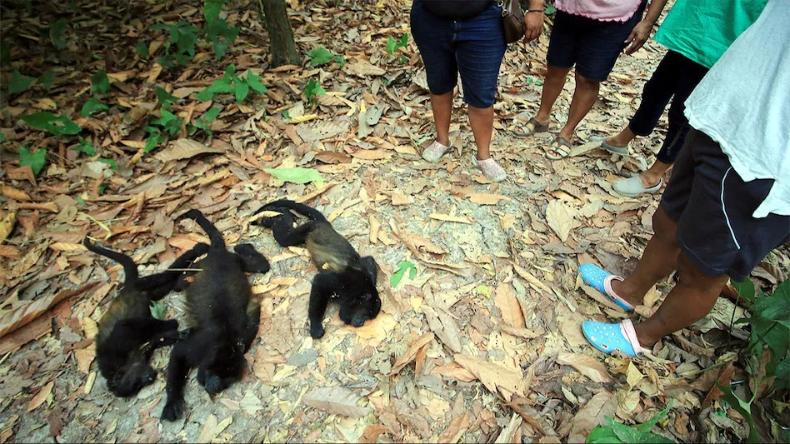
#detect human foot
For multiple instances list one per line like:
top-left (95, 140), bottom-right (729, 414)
top-left (422, 140), bottom-right (450, 163)
top-left (474, 156), bottom-right (506, 182)
top-left (579, 263), bottom-right (637, 311)
top-left (612, 175), bottom-right (663, 197)
top-left (512, 115), bottom-right (550, 138)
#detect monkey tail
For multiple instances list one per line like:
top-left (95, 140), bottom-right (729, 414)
top-left (255, 199), bottom-right (328, 223)
top-left (83, 237), bottom-right (139, 284)
top-left (183, 209), bottom-right (227, 250)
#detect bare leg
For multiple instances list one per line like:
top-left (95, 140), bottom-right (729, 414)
top-left (634, 253), bottom-right (729, 346)
top-left (558, 72), bottom-right (600, 141)
top-left (535, 65), bottom-right (571, 126)
top-left (607, 125), bottom-right (637, 147)
top-left (430, 91), bottom-right (453, 146)
top-left (611, 206), bottom-right (680, 306)
top-left (468, 105), bottom-right (494, 160)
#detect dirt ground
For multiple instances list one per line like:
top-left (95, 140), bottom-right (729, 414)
top-left (1, 0), bottom-right (788, 443)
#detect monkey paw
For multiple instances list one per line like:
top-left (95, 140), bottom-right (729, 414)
top-left (310, 324), bottom-right (325, 339)
top-left (161, 398), bottom-right (185, 422)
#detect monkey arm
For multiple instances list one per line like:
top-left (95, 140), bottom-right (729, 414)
top-left (161, 339), bottom-right (197, 422)
top-left (233, 244), bottom-right (270, 274)
top-left (308, 273), bottom-right (341, 339)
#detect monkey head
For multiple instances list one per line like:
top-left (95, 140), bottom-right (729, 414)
top-left (106, 359), bottom-right (157, 397)
top-left (339, 284), bottom-right (381, 328)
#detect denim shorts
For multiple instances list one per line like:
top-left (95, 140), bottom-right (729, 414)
top-left (661, 129), bottom-right (790, 281)
top-left (410, 0), bottom-right (506, 108)
top-left (546, 2), bottom-right (646, 82)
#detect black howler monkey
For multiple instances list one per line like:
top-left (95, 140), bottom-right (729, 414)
top-left (251, 199), bottom-right (381, 339)
top-left (161, 209), bottom-right (270, 422)
top-left (84, 237), bottom-right (208, 398)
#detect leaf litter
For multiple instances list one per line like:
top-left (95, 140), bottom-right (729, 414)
top-left (1, 0), bottom-right (789, 443)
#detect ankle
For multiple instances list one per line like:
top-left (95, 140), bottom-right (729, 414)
top-left (534, 114), bottom-right (550, 125)
top-left (633, 323), bottom-right (660, 348)
top-left (640, 171), bottom-right (661, 187)
top-left (610, 280), bottom-right (643, 307)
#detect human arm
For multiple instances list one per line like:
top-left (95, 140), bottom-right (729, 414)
top-left (523, 0), bottom-right (544, 43)
top-left (624, 0), bottom-right (670, 55)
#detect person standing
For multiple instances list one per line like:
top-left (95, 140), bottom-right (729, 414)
top-left (578, 0), bottom-right (790, 357)
top-left (513, 0), bottom-right (669, 160)
top-left (411, 0), bottom-right (543, 181)
top-left (593, 0), bottom-right (768, 197)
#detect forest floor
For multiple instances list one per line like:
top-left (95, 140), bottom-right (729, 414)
top-left (1, 0), bottom-right (788, 443)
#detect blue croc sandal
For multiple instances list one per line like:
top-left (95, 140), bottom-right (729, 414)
top-left (582, 319), bottom-right (647, 357)
top-left (579, 263), bottom-right (634, 312)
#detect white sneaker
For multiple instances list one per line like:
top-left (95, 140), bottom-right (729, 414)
top-left (612, 175), bottom-right (663, 197)
top-left (422, 140), bottom-right (450, 163)
top-left (474, 157), bottom-right (506, 182)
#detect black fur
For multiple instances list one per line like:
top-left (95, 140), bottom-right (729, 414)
top-left (252, 199), bottom-right (381, 339)
top-left (84, 237), bottom-right (208, 398)
top-left (161, 209), bottom-right (269, 422)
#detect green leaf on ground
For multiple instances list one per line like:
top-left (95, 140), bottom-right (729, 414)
top-left (264, 167), bottom-right (324, 184)
top-left (9, 70), bottom-right (34, 95)
top-left (307, 46), bottom-right (334, 66)
top-left (81, 95), bottom-right (108, 117)
top-left (150, 301), bottom-right (167, 320)
top-left (90, 70), bottom-right (110, 94)
top-left (19, 147), bottom-right (46, 175)
top-left (71, 137), bottom-right (96, 156)
top-left (390, 261), bottom-right (417, 288)
top-left (38, 71), bottom-right (56, 92)
top-left (50, 18), bottom-right (68, 50)
top-left (21, 112), bottom-right (81, 137)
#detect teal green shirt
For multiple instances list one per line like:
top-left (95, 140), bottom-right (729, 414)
top-left (654, 0), bottom-right (768, 68)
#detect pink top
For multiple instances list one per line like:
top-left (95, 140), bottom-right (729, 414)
top-left (555, 0), bottom-right (643, 22)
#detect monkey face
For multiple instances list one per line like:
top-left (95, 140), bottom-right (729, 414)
top-left (339, 290), bottom-right (381, 328)
top-left (108, 361), bottom-right (157, 397)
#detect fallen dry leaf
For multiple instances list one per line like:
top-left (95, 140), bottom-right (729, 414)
top-left (302, 386), bottom-right (371, 418)
top-left (468, 193), bottom-right (509, 205)
top-left (568, 391), bottom-right (617, 442)
top-left (389, 333), bottom-right (434, 376)
top-left (0, 212), bottom-right (17, 244)
top-left (155, 139), bottom-right (225, 162)
top-left (454, 354), bottom-right (524, 401)
top-left (557, 353), bottom-right (614, 384)
top-left (494, 285), bottom-right (525, 328)
top-left (27, 381), bottom-right (54, 412)
top-left (545, 200), bottom-right (576, 242)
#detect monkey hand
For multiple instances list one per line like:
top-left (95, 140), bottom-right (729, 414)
top-left (161, 398), bottom-right (185, 422)
top-left (310, 323), bottom-right (325, 339)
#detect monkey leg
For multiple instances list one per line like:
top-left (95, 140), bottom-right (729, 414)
top-left (137, 243), bottom-right (210, 300)
top-left (258, 210), bottom-right (314, 248)
top-left (308, 273), bottom-right (341, 339)
top-left (241, 302), bottom-right (262, 352)
top-left (233, 244), bottom-right (270, 274)
top-left (110, 318), bottom-right (179, 352)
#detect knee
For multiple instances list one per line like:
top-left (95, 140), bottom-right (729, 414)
top-left (652, 206), bottom-right (678, 241)
top-left (575, 73), bottom-right (599, 91)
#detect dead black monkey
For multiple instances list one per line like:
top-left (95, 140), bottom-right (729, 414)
top-left (252, 199), bottom-right (381, 339)
top-left (84, 237), bottom-right (208, 398)
top-left (161, 209), bottom-right (269, 422)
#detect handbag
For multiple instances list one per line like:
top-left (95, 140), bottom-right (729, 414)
top-left (499, 0), bottom-right (526, 44)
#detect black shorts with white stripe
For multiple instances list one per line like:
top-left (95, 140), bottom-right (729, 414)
top-left (660, 128), bottom-right (790, 281)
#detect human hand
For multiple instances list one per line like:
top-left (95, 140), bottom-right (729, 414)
top-left (624, 20), bottom-right (653, 55)
top-left (522, 11), bottom-right (544, 43)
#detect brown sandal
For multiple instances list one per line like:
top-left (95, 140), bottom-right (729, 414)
top-left (513, 116), bottom-right (550, 138)
top-left (544, 137), bottom-right (573, 160)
